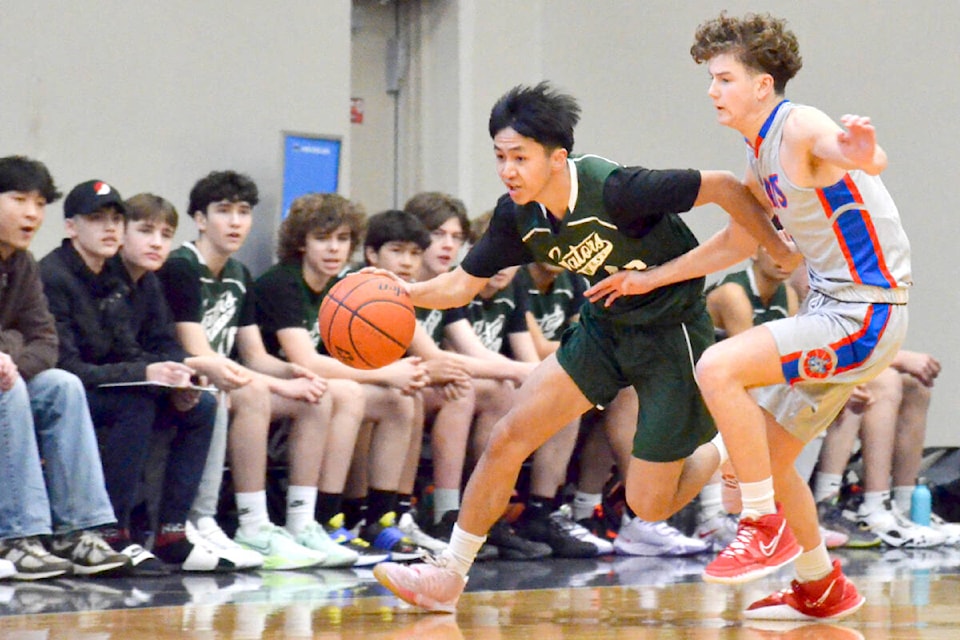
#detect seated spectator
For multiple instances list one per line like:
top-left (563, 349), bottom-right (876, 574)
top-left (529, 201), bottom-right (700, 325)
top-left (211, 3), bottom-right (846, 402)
top-left (158, 170), bottom-right (350, 571)
top-left (812, 349), bottom-right (959, 548)
top-left (39, 183), bottom-right (231, 573)
top-left (255, 194), bottom-right (431, 562)
top-left (0, 156), bottom-right (129, 580)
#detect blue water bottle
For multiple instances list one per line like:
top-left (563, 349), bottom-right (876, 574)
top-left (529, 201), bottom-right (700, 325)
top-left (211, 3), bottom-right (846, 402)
top-left (911, 478), bottom-right (932, 526)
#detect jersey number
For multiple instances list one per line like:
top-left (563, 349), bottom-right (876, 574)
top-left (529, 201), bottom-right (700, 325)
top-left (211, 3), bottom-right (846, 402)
top-left (762, 175), bottom-right (787, 209)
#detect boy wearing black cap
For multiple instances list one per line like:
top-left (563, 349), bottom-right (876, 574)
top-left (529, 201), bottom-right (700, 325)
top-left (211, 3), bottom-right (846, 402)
top-left (39, 180), bottom-right (229, 573)
top-left (0, 157), bottom-right (130, 580)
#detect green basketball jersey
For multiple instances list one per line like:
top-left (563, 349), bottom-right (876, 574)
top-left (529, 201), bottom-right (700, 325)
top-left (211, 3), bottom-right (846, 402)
top-left (461, 155), bottom-right (705, 326)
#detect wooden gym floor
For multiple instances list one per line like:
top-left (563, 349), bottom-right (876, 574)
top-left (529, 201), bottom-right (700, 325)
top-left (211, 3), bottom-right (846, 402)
top-left (2, 546), bottom-right (960, 639)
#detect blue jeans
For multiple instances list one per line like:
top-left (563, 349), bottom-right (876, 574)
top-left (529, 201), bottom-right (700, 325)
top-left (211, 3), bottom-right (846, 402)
top-left (0, 369), bottom-right (116, 540)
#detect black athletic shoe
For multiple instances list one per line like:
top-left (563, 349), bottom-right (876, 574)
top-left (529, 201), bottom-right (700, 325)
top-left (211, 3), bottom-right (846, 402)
top-left (514, 512), bottom-right (599, 558)
top-left (486, 520), bottom-right (551, 560)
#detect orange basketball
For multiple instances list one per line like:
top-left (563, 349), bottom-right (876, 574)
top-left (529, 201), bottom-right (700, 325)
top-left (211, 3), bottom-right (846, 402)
top-left (318, 272), bottom-right (416, 369)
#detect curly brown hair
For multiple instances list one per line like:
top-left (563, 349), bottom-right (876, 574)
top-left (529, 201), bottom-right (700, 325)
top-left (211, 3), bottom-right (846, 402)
top-left (277, 193), bottom-right (366, 263)
top-left (690, 12), bottom-right (802, 95)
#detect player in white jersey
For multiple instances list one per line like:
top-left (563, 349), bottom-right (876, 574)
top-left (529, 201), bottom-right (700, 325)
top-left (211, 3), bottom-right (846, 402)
top-left (587, 13), bottom-right (910, 622)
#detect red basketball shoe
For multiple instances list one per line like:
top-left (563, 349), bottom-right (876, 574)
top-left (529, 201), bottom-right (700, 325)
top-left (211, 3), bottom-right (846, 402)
top-left (703, 503), bottom-right (802, 584)
top-left (745, 559), bottom-right (865, 620)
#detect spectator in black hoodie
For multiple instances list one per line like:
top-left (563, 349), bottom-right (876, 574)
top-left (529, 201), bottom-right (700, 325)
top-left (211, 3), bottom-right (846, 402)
top-left (39, 182), bottom-right (230, 573)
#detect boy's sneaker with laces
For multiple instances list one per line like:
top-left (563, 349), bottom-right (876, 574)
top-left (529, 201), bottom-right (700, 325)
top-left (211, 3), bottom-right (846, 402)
top-left (50, 529), bottom-right (131, 576)
top-left (486, 519), bottom-right (552, 560)
top-left (745, 558), bottom-right (865, 620)
top-left (397, 511), bottom-right (448, 554)
top-left (929, 513), bottom-right (960, 545)
top-left (816, 498), bottom-right (881, 548)
top-left (695, 511), bottom-right (739, 553)
top-left (233, 523), bottom-right (325, 570)
top-left (290, 520), bottom-right (359, 568)
top-left (114, 542), bottom-right (170, 576)
top-left (102, 528), bottom-right (170, 576)
top-left (373, 554), bottom-right (467, 613)
top-left (0, 537), bottom-right (73, 580)
top-left (615, 516), bottom-right (708, 557)
top-left (857, 502), bottom-right (946, 548)
top-left (576, 504), bottom-right (620, 544)
top-left (514, 510), bottom-right (604, 558)
top-left (359, 511), bottom-right (427, 562)
top-left (193, 516), bottom-right (264, 570)
top-left (703, 504), bottom-right (802, 584)
top-left (151, 522), bottom-right (236, 573)
top-left (555, 505), bottom-right (615, 555)
top-left (324, 513), bottom-right (390, 567)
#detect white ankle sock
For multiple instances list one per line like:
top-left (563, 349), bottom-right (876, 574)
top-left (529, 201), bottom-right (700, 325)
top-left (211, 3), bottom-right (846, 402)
top-left (236, 491), bottom-right (270, 536)
top-left (812, 473), bottom-right (843, 503)
top-left (795, 541), bottom-right (832, 582)
top-left (859, 490), bottom-right (890, 516)
top-left (285, 485), bottom-right (318, 535)
top-left (739, 478), bottom-right (776, 519)
top-left (432, 489), bottom-right (461, 524)
top-left (893, 486), bottom-right (914, 514)
top-left (443, 523), bottom-right (485, 577)
top-left (699, 482), bottom-right (724, 519)
top-left (572, 492), bottom-right (602, 521)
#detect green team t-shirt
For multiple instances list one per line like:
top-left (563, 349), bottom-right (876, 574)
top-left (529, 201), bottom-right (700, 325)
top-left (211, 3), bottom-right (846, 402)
top-left (255, 262), bottom-right (338, 358)
top-left (514, 267), bottom-right (587, 340)
top-left (159, 242), bottom-right (256, 358)
top-left (461, 155), bottom-right (705, 327)
top-left (465, 279), bottom-right (528, 355)
top-left (416, 305), bottom-right (467, 347)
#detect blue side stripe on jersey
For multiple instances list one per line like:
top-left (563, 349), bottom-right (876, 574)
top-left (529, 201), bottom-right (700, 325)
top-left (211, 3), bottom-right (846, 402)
top-left (820, 180), bottom-right (893, 288)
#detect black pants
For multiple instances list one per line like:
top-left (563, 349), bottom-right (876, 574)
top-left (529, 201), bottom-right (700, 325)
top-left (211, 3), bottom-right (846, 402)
top-left (88, 388), bottom-right (216, 528)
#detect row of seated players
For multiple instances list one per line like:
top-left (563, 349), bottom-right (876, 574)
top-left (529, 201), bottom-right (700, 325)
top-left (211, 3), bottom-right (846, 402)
top-left (1, 158), bottom-right (954, 583)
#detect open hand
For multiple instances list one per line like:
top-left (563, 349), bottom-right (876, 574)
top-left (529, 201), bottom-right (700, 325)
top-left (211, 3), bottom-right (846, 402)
top-left (585, 270), bottom-right (658, 307)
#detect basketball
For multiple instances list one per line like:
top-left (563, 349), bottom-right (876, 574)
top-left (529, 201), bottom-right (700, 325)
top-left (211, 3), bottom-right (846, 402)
top-left (318, 272), bottom-right (416, 369)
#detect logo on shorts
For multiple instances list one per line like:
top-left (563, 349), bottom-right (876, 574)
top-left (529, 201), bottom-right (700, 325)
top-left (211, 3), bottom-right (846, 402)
top-left (800, 348), bottom-right (837, 380)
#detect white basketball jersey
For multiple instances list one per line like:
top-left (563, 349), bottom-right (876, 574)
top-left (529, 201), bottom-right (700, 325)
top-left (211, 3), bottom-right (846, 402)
top-left (747, 101), bottom-right (911, 304)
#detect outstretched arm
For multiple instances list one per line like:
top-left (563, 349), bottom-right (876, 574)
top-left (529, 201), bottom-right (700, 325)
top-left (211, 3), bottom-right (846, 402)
top-left (586, 220), bottom-right (779, 307)
top-left (695, 170), bottom-right (798, 269)
top-left (365, 265), bottom-right (489, 310)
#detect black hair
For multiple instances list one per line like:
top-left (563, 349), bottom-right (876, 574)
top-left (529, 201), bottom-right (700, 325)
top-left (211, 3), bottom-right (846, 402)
top-left (187, 170), bottom-right (259, 217)
top-left (488, 81), bottom-right (581, 152)
top-left (0, 155), bottom-right (61, 203)
top-left (364, 209), bottom-right (431, 253)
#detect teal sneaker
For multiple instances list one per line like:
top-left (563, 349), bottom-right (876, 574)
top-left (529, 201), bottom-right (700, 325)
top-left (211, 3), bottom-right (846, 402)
top-left (233, 524), bottom-right (325, 570)
top-left (291, 521), bottom-right (359, 568)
